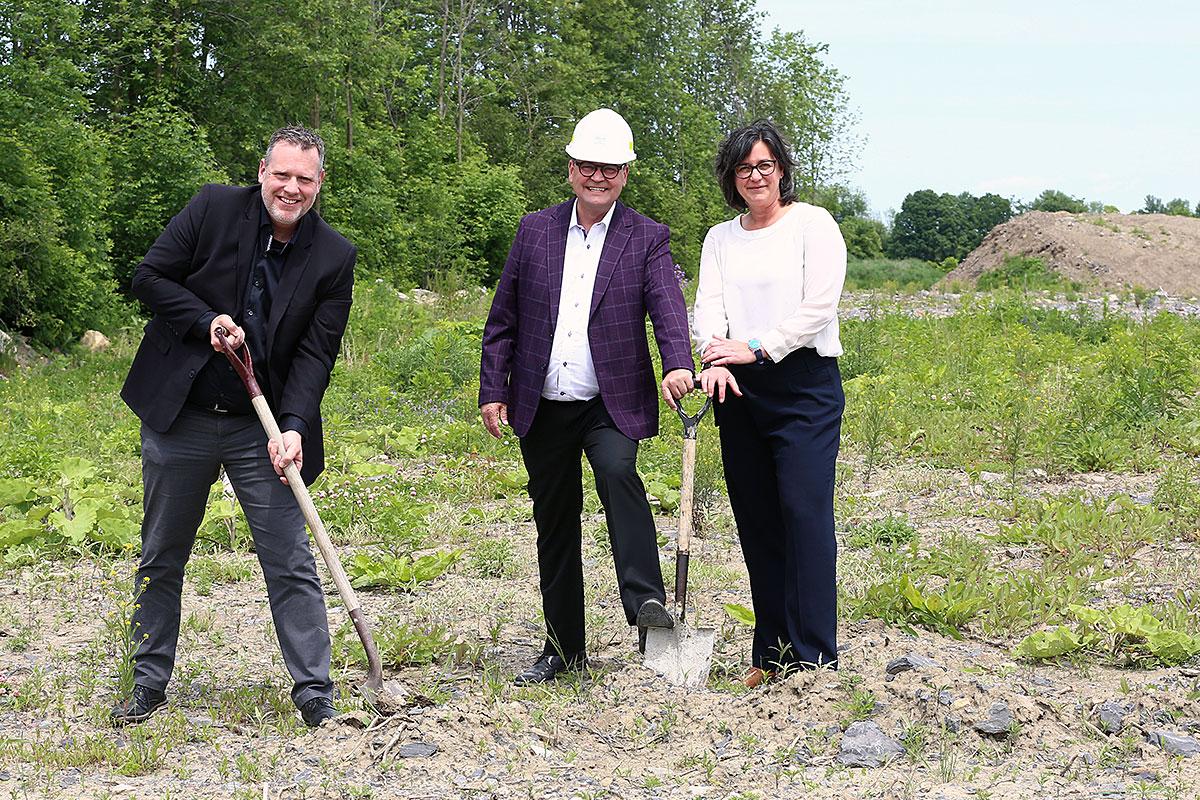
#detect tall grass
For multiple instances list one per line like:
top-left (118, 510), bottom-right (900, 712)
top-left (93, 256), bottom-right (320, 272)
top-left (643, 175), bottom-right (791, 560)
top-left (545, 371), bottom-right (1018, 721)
top-left (844, 258), bottom-right (944, 292)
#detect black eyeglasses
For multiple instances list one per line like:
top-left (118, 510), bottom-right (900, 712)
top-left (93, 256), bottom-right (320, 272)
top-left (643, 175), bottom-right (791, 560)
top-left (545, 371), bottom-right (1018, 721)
top-left (573, 160), bottom-right (624, 180)
top-left (733, 160), bottom-right (777, 179)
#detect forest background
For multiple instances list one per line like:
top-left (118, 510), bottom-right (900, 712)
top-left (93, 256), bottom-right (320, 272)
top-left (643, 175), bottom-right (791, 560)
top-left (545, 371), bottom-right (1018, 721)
top-left (4, 0), bottom-right (1198, 351)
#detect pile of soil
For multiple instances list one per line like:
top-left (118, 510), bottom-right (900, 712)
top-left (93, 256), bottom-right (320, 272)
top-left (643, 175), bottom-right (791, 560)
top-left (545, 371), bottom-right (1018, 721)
top-left (943, 212), bottom-right (1200, 295)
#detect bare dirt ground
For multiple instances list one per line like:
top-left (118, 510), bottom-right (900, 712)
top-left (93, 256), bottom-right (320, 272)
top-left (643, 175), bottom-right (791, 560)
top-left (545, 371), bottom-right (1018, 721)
top-left (3, 455), bottom-right (1200, 799)
top-left (944, 212), bottom-right (1200, 296)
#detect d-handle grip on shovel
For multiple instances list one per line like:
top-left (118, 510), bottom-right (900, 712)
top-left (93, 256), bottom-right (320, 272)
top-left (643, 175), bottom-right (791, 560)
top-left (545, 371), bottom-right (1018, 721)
top-left (214, 327), bottom-right (386, 697)
top-left (673, 379), bottom-right (710, 621)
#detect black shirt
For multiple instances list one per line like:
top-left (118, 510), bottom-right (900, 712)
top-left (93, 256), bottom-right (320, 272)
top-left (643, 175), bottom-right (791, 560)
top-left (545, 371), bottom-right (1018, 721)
top-left (184, 201), bottom-right (307, 438)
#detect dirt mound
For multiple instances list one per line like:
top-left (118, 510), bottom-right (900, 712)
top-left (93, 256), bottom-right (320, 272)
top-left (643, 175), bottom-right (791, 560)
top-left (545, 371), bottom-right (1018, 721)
top-left (944, 211), bottom-right (1200, 295)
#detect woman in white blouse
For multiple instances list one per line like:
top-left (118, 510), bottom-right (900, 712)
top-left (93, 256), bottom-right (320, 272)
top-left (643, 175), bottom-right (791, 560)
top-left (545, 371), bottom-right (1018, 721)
top-left (695, 120), bottom-right (846, 686)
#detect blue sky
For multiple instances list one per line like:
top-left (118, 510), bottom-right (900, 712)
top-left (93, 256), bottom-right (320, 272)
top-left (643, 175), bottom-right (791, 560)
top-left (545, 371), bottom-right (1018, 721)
top-left (757, 0), bottom-right (1200, 217)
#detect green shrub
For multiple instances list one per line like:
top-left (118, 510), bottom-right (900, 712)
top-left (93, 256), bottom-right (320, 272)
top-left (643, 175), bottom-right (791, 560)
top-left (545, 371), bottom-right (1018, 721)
top-left (976, 256), bottom-right (1073, 292)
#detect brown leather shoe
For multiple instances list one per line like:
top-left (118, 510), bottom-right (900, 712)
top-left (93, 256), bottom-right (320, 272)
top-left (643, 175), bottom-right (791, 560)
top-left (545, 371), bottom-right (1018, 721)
top-left (743, 667), bottom-right (775, 688)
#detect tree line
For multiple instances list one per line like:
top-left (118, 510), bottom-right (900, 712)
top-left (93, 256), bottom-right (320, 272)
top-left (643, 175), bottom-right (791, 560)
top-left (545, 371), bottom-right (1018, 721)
top-left (2, 0), bottom-right (859, 347)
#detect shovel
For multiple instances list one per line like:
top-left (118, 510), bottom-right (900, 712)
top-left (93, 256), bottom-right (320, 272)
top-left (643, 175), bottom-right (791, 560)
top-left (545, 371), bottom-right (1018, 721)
top-left (215, 328), bottom-right (403, 712)
top-left (644, 380), bottom-right (717, 687)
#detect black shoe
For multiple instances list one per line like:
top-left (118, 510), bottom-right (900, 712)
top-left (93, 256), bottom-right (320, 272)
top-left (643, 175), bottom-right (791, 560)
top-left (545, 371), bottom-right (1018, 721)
top-left (110, 684), bottom-right (167, 725)
top-left (514, 653), bottom-right (587, 685)
top-left (299, 696), bottom-right (337, 728)
top-left (636, 598), bottom-right (675, 655)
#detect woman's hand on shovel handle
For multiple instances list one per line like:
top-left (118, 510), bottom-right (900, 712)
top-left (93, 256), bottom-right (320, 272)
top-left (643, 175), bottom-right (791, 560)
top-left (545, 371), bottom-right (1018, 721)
top-left (210, 315), bottom-right (243, 351)
top-left (268, 430), bottom-right (304, 484)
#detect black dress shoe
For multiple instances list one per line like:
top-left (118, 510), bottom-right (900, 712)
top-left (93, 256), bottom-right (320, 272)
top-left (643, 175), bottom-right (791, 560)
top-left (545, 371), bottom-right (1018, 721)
top-left (110, 684), bottom-right (167, 725)
top-left (299, 696), bottom-right (337, 728)
top-left (636, 598), bottom-right (675, 654)
top-left (513, 653), bottom-right (587, 685)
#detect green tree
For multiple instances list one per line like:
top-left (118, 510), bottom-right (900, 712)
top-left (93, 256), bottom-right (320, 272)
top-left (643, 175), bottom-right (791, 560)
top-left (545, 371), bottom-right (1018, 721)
top-left (106, 102), bottom-right (228, 291)
top-left (0, 0), bottom-right (122, 345)
top-left (1163, 198), bottom-right (1194, 217)
top-left (886, 190), bottom-right (969, 262)
top-left (840, 216), bottom-right (885, 259)
top-left (1141, 195), bottom-right (1166, 214)
top-left (1027, 189), bottom-right (1089, 213)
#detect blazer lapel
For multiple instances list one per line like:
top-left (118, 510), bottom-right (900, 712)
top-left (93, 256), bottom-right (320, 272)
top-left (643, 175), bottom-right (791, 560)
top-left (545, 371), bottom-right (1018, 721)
top-left (266, 213), bottom-right (315, 351)
top-left (589, 202), bottom-right (630, 319)
top-left (546, 200), bottom-right (572, 328)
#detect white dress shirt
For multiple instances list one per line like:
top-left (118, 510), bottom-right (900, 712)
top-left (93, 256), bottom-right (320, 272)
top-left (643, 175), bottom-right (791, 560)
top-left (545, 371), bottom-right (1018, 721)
top-left (693, 202), bottom-right (846, 361)
top-left (541, 201), bottom-right (616, 400)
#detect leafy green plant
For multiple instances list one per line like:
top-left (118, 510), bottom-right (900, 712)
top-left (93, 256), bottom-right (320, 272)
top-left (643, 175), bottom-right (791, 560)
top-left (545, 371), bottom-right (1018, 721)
top-left (846, 515), bottom-right (917, 548)
top-left (467, 538), bottom-right (517, 579)
top-left (724, 603), bottom-right (756, 627)
top-left (332, 620), bottom-right (479, 669)
top-left (344, 549), bottom-right (462, 589)
top-left (854, 575), bottom-right (988, 638)
top-left (1015, 604), bottom-right (1200, 666)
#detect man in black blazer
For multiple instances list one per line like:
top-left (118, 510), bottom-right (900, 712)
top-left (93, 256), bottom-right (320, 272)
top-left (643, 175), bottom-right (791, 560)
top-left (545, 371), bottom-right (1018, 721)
top-left (113, 126), bottom-right (355, 728)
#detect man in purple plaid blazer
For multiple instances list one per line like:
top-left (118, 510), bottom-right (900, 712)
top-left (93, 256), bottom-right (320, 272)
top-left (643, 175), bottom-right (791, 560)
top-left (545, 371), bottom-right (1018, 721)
top-left (479, 109), bottom-right (696, 684)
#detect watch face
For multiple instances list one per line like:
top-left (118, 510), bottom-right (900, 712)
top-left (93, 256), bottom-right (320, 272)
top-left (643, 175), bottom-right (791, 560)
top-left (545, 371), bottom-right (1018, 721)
top-left (748, 337), bottom-right (761, 350)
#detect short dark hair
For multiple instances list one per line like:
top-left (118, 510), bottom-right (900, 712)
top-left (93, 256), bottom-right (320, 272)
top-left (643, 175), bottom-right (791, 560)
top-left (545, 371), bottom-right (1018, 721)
top-left (714, 120), bottom-right (797, 212)
top-left (264, 126), bottom-right (326, 169)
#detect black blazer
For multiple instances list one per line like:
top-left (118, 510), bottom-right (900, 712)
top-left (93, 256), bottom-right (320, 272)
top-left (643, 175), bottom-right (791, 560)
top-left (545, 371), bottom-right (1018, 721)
top-left (121, 184), bottom-right (356, 484)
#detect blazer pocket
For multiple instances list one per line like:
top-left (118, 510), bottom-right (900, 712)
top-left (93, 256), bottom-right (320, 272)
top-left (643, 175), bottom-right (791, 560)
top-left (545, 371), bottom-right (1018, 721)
top-left (146, 320), bottom-right (172, 354)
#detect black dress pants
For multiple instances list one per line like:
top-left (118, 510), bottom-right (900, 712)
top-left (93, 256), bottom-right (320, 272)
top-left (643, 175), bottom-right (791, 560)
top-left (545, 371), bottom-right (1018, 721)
top-left (519, 398), bottom-right (666, 658)
top-left (717, 347), bottom-right (844, 670)
top-left (132, 407), bottom-right (333, 706)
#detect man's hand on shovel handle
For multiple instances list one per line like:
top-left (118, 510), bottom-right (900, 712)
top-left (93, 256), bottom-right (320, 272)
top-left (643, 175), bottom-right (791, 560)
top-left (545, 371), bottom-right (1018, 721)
top-left (268, 430), bottom-right (304, 484)
top-left (210, 315), bottom-right (244, 351)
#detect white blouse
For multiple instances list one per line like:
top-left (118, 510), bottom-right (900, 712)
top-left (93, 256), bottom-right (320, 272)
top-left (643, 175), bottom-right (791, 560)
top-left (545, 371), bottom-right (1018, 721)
top-left (692, 202), bottom-right (846, 362)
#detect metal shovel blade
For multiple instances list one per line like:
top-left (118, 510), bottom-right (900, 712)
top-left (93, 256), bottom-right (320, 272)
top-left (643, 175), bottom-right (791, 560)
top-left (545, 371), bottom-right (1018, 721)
top-left (643, 622), bottom-right (716, 687)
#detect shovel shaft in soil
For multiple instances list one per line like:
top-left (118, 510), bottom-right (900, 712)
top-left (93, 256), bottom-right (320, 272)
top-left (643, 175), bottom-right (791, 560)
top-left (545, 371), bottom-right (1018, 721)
top-left (215, 328), bottom-right (385, 695)
top-left (674, 437), bottom-right (696, 619)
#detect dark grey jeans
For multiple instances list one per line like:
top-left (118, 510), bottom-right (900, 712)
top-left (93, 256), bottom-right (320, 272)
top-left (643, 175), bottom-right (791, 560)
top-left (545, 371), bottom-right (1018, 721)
top-left (131, 407), bottom-right (333, 706)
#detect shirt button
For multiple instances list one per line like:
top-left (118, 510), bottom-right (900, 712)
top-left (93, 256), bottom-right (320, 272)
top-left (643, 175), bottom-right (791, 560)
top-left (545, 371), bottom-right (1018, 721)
top-left (560, 392), bottom-right (565, 396)
top-left (563, 362), bottom-right (568, 366)
top-left (255, 280), bottom-right (262, 287)
top-left (247, 309), bottom-right (254, 316)
top-left (567, 332), bottom-right (572, 337)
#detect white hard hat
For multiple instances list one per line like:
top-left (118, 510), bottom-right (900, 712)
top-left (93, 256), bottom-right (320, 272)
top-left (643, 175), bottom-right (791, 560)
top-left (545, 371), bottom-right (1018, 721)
top-left (565, 108), bottom-right (637, 164)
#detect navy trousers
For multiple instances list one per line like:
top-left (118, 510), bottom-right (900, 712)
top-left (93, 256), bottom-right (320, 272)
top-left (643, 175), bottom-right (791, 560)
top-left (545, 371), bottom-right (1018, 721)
top-left (131, 407), bottom-right (333, 706)
top-left (717, 347), bottom-right (844, 671)
top-left (519, 398), bottom-right (667, 658)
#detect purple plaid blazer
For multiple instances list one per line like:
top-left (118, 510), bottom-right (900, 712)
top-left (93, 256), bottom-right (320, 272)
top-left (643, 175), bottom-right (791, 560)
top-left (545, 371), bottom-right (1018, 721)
top-left (480, 199), bottom-right (694, 440)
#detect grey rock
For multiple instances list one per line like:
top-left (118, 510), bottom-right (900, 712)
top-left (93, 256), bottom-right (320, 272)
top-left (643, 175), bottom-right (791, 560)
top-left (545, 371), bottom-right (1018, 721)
top-left (944, 715), bottom-right (961, 733)
top-left (979, 471), bottom-right (1005, 484)
top-left (58, 770), bottom-right (79, 788)
top-left (836, 721), bottom-right (906, 768)
top-left (885, 654), bottom-right (943, 675)
top-left (398, 741), bottom-right (439, 758)
top-left (1147, 729), bottom-right (1200, 757)
top-left (938, 690), bottom-right (955, 706)
top-left (1131, 492), bottom-right (1154, 506)
top-left (1095, 701), bottom-right (1129, 734)
top-left (973, 702), bottom-right (1014, 736)
top-left (1030, 675), bottom-right (1054, 687)
top-left (0, 329), bottom-right (11, 355)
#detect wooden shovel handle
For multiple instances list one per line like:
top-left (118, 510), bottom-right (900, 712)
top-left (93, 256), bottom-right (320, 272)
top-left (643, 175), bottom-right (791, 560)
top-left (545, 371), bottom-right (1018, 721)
top-left (214, 328), bottom-right (384, 687)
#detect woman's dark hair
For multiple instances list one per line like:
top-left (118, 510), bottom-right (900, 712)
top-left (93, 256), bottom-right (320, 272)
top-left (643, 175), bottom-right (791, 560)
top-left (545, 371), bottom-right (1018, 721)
top-left (714, 119), bottom-right (797, 211)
